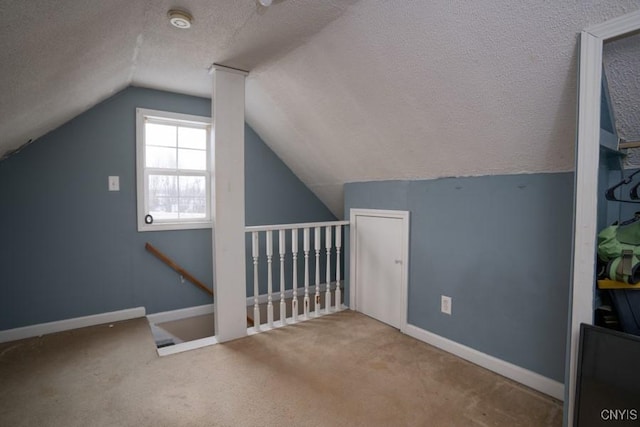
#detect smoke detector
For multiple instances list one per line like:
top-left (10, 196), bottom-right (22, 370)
top-left (168, 9), bottom-right (193, 29)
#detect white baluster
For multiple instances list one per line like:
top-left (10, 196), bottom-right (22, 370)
top-left (314, 226), bottom-right (321, 316)
top-left (252, 231), bottom-right (260, 331)
top-left (266, 230), bottom-right (274, 328)
top-left (291, 228), bottom-right (299, 323)
top-left (279, 229), bottom-right (286, 325)
top-left (303, 228), bottom-right (310, 319)
top-left (335, 225), bottom-right (342, 311)
top-left (325, 225), bottom-right (332, 313)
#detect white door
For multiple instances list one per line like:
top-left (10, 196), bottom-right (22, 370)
top-left (351, 210), bottom-right (408, 329)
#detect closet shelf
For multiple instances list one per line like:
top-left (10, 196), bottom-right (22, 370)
top-left (597, 279), bottom-right (640, 290)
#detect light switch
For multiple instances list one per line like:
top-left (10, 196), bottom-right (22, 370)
top-left (108, 176), bottom-right (120, 192)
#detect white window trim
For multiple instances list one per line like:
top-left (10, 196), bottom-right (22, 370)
top-left (136, 108), bottom-right (213, 232)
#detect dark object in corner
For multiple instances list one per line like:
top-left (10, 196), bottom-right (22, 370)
top-left (574, 324), bottom-right (640, 426)
top-left (609, 290), bottom-right (640, 336)
top-left (156, 339), bottom-right (175, 349)
top-left (606, 168), bottom-right (640, 203)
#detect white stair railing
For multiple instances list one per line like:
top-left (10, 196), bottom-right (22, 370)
top-left (291, 229), bottom-right (299, 323)
top-left (252, 231), bottom-right (260, 332)
top-left (246, 220), bottom-right (349, 333)
top-left (335, 226), bottom-right (342, 311)
top-left (314, 226), bottom-right (321, 317)
top-left (303, 228), bottom-right (310, 318)
top-left (279, 229), bottom-right (286, 325)
top-left (325, 226), bottom-right (332, 314)
top-left (266, 230), bottom-right (274, 328)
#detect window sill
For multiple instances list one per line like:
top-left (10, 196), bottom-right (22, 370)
top-left (137, 221), bottom-right (213, 232)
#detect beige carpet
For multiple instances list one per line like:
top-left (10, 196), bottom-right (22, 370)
top-left (0, 310), bottom-right (562, 426)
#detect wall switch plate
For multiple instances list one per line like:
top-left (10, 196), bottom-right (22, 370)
top-left (441, 295), bottom-right (452, 315)
top-left (108, 176), bottom-right (120, 192)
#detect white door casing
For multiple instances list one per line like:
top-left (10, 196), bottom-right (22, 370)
top-left (349, 209), bottom-right (410, 333)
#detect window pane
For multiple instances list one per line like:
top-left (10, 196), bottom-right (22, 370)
top-left (178, 127), bottom-right (207, 150)
top-left (146, 146), bottom-right (177, 168)
top-left (179, 175), bottom-right (206, 198)
top-left (146, 123), bottom-right (176, 147)
top-left (148, 175), bottom-right (178, 203)
top-left (178, 148), bottom-right (206, 170)
top-left (179, 198), bottom-right (207, 218)
top-left (149, 199), bottom-right (180, 220)
top-left (148, 175), bottom-right (179, 221)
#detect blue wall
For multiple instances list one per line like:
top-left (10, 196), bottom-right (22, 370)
top-left (0, 86), bottom-right (334, 330)
top-left (244, 125), bottom-right (337, 296)
top-left (344, 173), bottom-right (573, 382)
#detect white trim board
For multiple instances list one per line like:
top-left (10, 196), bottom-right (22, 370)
top-left (0, 307), bottom-right (146, 344)
top-left (404, 324), bottom-right (564, 401)
top-left (147, 304), bottom-right (215, 324)
top-left (157, 335), bottom-right (219, 357)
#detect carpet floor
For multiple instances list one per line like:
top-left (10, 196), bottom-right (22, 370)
top-left (0, 310), bottom-right (562, 426)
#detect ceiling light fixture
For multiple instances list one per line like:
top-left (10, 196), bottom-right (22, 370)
top-left (168, 9), bottom-right (193, 29)
top-left (258, 0), bottom-right (273, 6)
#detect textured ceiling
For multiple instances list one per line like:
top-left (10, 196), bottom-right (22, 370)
top-left (603, 31), bottom-right (640, 142)
top-left (2, 0), bottom-right (640, 216)
top-left (0, 0), bottom-right (356, 157)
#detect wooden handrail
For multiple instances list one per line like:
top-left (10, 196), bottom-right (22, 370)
top-left (145, 242), bottom-right (255, 327)
top-left (145, 242), bottom-right (213, 296)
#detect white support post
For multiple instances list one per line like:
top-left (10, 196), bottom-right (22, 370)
top-left (211, 65), bottom-right (248, 342)
top-left (252, 231), bottom-right (260, 331)
top-left (291, 229), bottom-right (299, 322)
top-left (314, 227), bottom-right (321, 316)
top-left (279, 229), bottom-right (286, 325)
top-left (335, 225), bottom-right (342, 311)
top-left (303, 228), bottom-right (310, 318)
top-left (325, 225), bottom-right (332, 313)
top-left (266, 230), bottom-right (274, 328)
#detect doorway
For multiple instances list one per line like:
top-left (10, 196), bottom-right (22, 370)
top-left (349, 209), bottom-right (409, 331)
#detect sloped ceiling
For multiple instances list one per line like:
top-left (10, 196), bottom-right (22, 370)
top-left (1, 1), bottom-right (640, 216)
top-left (603, 30), bottom-right (640, 143)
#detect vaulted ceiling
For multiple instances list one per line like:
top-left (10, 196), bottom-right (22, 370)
top-left (1, 0), bottom-right (640, 215)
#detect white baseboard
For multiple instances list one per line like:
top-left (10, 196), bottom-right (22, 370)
top-left (147, 304), bottom-right (215, 324)
top-left (0, 307), bottom-right (146, 344)
top-left (403, 324), bottom-right (564, 401)
top-left (157, 335), bottom-right (219, 357)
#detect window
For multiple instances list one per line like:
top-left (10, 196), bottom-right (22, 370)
top-left (136, 108), bottom-right (212, 231)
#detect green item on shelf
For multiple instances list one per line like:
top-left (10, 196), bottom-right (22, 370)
top-left (598, 223), bottom-right (640, 284)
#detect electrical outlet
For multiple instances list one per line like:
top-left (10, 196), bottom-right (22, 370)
top-left (441, 295), bottom-right (452, 315)
top-left (108, 176), bottom-right (120, 192)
